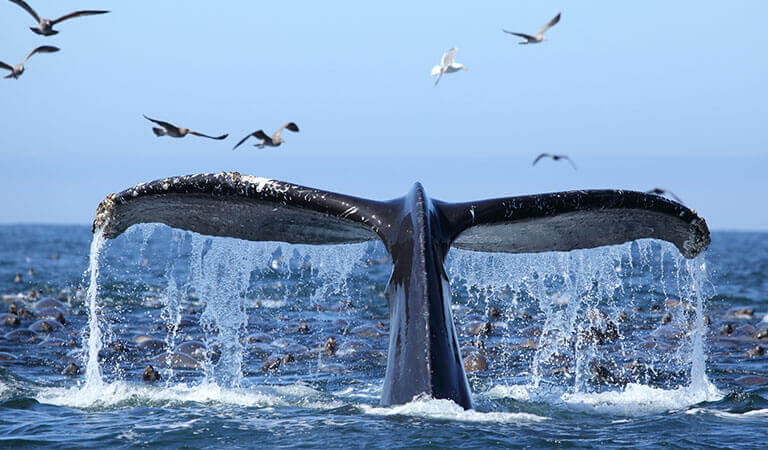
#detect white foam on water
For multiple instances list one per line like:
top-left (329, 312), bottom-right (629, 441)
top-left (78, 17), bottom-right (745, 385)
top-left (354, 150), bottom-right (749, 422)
top-left (483, 384), bottom-right (537, 402)
top-left (36, 380), bottom-right (342, 410)
top-left (561, 382), bottom-right (722, 416)
top-left (485, 381), bottom-right (722, 417)
top-left (686, 408), bottom-right (768, 420)
top-left (360, 396), bottom-right (547, 423)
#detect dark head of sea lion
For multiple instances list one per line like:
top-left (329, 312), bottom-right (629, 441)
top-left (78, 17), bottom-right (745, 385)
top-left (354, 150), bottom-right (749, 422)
top-left (142, 365), bottom-right (161, 383)
top-left (1, 314), bottom-right (20, 327)
top-left (61, 362), bottom-right (80, 376)
top-left (324, 337), bottom-right (338, 355)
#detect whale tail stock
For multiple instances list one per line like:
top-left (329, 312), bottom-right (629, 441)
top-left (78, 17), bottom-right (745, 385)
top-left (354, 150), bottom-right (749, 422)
top-left (93, 172), bottom-right (710, 409)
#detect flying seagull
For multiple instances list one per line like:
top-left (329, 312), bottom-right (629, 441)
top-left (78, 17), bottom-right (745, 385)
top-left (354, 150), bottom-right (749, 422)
top-left (533, 153), bottom-right (576, 170)
top-left (503, 12), bottom-right (561, 44)
top-left (9, 0), bottom-right (109, 36)
top-left (0, 45), bottom-right (59, 79)
top-left (647, 188), bottom-right (683, 204)
top-left (143, 115), bottom-right (228, 140)
top-left (232, 123), bottom-right (300, 150)
top-left (431, 48), bottom-right (467, 87)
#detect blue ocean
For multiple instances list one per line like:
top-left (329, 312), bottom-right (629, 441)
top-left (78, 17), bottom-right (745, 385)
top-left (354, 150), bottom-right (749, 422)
top-left (0, 225), bottom-right (766, 448)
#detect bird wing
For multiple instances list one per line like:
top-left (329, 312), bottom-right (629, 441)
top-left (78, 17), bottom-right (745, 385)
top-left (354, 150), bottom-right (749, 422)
top-left (23, 45), bottom-right (60, 63)
top-left (10, 0), bottom-right (40, 22)
top-left (562, 155), bottom-right (577, 170)
top-left (274, 122), bottom-right (298, 139)
top-left (189, 131), bottom-right (228, 140)
top-left (441, 48), bottom-right (457, 67)
top-left (536, 12), bottom-right (561, 37)
top-left (232, 132), bottom-right (256, 150)
top-left (0, 61), bottom-right (13, 72)
top-left (52, 10), bottom-right (110, 25)
top-left (142, 115), bottom-right (178, 131)
top-left (532, 153), bottom-right (551, 165)
top-left (502, 30), bottom-right (535, 40)
top-left (665, 191), bottom-right (684, 204)
top-left (254, 130), bottom-right (272, 143)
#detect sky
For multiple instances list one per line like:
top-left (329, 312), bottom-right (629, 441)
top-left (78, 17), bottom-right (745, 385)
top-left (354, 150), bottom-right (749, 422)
top-left (0, 1), bottom-right (766, 229)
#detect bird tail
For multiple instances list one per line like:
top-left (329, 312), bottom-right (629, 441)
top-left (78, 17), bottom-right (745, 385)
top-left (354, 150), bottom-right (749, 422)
top-left (430, 65), bottom-right (442, 77)
top-left (152, 127), bottom-right (166, 136)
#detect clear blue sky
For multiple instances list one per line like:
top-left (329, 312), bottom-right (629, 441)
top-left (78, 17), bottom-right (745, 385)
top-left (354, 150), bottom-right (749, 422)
top-left (0, 1), bottom-right (765, 229)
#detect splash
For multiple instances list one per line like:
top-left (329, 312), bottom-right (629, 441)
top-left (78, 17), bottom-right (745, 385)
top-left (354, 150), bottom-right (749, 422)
top-left (36, 381), bottom-right (341, 410)
top-left (450, 240), bottom-right (721, 413)
top-left (191, 236), bottom-right (255, 387)
top-left (82, 228), bottom-right (107, 388)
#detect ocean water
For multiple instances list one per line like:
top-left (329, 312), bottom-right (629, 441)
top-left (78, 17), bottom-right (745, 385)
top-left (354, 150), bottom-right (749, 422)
top-left (0, 225), bottom-right (766, 448)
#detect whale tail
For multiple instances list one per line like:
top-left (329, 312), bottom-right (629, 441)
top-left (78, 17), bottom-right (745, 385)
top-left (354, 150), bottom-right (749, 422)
top-left (93, 172), bottom-right (710, 409)
top-left (94, 172), bottom-right (709, 258)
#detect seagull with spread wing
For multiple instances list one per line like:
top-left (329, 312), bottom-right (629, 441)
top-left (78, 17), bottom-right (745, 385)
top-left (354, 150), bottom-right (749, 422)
top-left (232, 123), bottom-right (300, 150)
top-left (143, 115), bottom-right (228, 140)
top-left (431, 48), bottom-right (467, 87)
top-left (647, 188), bottom-right (684, 204)
top-left (0, 45), bottom-right (59, 79)
top-left (503, 12), bottom-right (561, 44)
top-left (533, 153), bottom-right (577, 170)
top-left (9, 0), bottom-right (109, 36)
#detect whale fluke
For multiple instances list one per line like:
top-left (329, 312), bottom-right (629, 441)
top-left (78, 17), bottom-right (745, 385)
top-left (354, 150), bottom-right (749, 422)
top-left (93, 172), bottom-right (384, 245)
top-left (93, 172), bottom-right (710, 409)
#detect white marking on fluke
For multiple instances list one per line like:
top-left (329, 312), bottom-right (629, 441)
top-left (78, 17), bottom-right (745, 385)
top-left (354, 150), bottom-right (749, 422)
top-left (240, 175), bottom-right (274, 193)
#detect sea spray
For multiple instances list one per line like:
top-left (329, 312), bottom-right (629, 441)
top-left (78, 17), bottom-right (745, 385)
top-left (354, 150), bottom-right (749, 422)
top-left (190, 236), bottom-right (254, 387)
top-left (159, 232), bottom-right (185, 382)
top-left (685, 255), bottom-right (714, 395)
top-left (82, 228), bottom-right (107, 388)
top-left (448, 240), bottom-right (717, 399)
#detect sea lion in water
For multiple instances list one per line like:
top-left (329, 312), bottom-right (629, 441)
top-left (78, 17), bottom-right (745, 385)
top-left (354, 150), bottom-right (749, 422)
top-left (463, 353), bottom-right (488, 372)
top-left (29, 319), bottom-right (62, 333)
top-left (92, 172), bottom-right (710, 410)
top-left (0, 314), bottom-right (20, 327)
top-left (61, 362), bottom-right (80, 376)
top-left (142, 365), bottom-right (161, 383)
